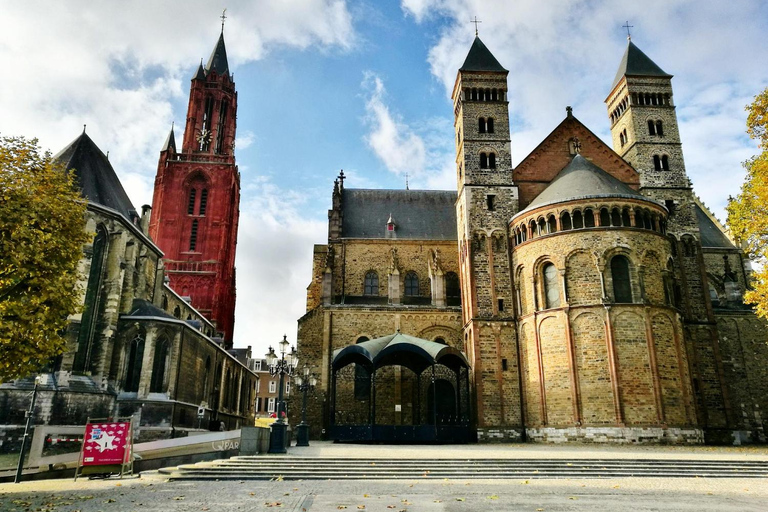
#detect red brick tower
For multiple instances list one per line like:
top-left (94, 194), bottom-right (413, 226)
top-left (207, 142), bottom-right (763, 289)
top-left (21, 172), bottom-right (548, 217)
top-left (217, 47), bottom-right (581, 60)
top-left (149, 30), bottom-right (240, 348)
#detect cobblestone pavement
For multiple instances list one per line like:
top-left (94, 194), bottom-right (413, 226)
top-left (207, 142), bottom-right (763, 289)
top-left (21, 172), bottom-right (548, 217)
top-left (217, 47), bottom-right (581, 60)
top-left (1, 475), bottom-right (767, 511)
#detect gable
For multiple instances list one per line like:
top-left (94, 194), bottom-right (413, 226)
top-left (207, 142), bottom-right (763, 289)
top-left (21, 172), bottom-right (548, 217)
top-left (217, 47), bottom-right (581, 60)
top-left (513, 116), bottom-right (639, 209)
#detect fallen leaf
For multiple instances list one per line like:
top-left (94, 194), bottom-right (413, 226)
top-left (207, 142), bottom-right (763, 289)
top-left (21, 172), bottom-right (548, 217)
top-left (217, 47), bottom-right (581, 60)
top-left (104, 498), bottom-right (117, 503)
top-left (456, 497), bottom-right (465, 501)
top-left (337, 506), bottom-right (347, 510)
top-left (174, 496), bottom-right (185, 501)
top-left (488, 495), bottom-right (499, 500)
top-left (357, 506), bottom-right (366, 510)
top-left (569, 497), bottom-right (578, 500)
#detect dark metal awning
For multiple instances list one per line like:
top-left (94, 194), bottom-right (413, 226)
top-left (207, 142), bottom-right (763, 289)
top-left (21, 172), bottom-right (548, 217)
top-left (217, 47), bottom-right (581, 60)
top-left (332, 332), bottom-right (469, 374)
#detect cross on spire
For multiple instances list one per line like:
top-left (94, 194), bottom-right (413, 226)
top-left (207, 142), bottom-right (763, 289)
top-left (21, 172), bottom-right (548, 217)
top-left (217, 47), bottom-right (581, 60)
top-left (220, 8), bottom-right (227, 33)
top-left (622, 21), bottom-right (633, 40)
top-left (470, 16), bottom-right (482, 36)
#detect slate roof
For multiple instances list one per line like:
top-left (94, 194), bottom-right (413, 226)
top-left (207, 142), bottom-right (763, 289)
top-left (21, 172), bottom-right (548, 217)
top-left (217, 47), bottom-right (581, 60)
top-left (54, 132), bottom-right (136, 219)
top-left (206, 32), bottom-right (229, 75)
top-left (695, 204), bottom-right (736, 249)
top-left (125, 298), bottom-right (176, 320)
top-left (161, 126), bottom-right (176, 152)
top-left (612, 40), bottom-right (672, 89)
top-left (193, 61), bottom-right (207, 81)
top-left (459, 36), bottom-right (507, 72)
top-left (341, 189), bottom-right (457, 240)
top-left (519, 154), bottom-right (645, 214)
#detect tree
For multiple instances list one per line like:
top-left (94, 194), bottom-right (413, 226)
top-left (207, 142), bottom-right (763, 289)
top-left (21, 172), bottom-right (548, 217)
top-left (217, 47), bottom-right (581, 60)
top-left (0, 136), bottom-right (89, 381)
top-left (727, 87), bottom-right (768, 317)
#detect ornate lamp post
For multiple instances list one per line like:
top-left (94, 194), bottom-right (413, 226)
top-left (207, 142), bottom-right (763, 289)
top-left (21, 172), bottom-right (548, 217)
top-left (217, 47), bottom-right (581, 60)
top-left (266, 335), bottom-right (298, 454)
top-left (294, 366), bottom-right (317, 447)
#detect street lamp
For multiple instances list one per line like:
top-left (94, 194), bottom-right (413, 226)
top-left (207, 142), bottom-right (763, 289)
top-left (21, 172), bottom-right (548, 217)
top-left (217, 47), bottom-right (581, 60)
top-left (267, 335), bottom-right (298, 454)
top-left (15, 375), bottom-right (41, 484)
top-left (294, 365), bottom-right (317, 447)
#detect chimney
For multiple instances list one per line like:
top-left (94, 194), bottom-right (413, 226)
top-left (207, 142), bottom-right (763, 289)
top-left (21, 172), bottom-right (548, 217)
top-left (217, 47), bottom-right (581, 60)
top-left (140, 204), bottom-right (152, 235)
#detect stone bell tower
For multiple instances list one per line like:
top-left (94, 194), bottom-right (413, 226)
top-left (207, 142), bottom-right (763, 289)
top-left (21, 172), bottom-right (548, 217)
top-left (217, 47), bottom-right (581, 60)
top-left (452, 36), bottom-right (522, 440)
top-left (149, 27), bottom-right (240, 348)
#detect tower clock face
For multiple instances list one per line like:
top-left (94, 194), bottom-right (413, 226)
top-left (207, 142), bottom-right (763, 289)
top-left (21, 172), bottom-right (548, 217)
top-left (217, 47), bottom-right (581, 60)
top-left (196, 128), bottom-right (211, 144)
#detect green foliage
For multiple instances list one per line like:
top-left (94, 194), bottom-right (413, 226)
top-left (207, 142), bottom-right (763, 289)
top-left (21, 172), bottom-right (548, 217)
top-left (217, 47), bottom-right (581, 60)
top-left (727, 88), bottom-right (768, 317)
top-left (0, 136), bottom-right (89, 381)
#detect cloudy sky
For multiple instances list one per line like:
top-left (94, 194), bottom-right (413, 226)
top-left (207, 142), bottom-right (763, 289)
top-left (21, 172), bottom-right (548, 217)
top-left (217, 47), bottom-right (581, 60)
top-left (1, 1), bottom-right (766, 357)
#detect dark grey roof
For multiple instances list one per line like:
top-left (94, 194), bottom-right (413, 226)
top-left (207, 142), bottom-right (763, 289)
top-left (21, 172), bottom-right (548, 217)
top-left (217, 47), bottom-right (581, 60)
top-left (193, 61), bottom-right (207, 81)
top-left (341, 189), bottom-right (457, 240)
top-left (54, 132), bottom-right (136, 219)
top-left (332, 332), bottom-right (469, 373)
top-left (125, 298), bottom-right (176, 320)
top-left (459, 36), bottom-right (507, 72)
top-left (520, 154), bottom-right (644, 214)
top-left (161, 126), bottom-right (176, 152)
top-left (205, 32), bottom-right (229, 75)
top-left (612, 41), bottom-right (672, 89)
top-left (695, 204), bottom-right (736, 249)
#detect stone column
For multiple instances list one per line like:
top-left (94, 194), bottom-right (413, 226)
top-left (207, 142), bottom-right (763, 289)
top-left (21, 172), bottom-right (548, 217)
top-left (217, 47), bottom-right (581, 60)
top-left (388, 269), bottom-right (401, 305)
top-left (137, 328), bottom-right (157, 398)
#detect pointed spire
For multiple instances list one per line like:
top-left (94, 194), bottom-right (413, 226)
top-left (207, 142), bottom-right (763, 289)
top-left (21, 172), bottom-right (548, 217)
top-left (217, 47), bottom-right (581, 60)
top-left (161, 123), bottom-right (176, 152)
top-left (611, 40), bottom-right (672, 89)
top-left (193, 59), bottom-right (207, 81)
top-left (459, 36), bottom-right (507, 72)
top-left (205, 32), bottom-right (229, 75)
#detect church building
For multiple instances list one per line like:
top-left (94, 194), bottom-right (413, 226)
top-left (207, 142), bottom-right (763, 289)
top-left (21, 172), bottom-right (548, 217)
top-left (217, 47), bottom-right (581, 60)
top-left (295, 36), bottom-right (768, 444)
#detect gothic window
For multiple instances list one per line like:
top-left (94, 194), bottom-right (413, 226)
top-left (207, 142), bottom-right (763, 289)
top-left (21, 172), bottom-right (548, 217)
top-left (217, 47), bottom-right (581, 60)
top-left (405, 271), bottom-right (419, 296)
top-left (215, 98), bottom-right (228, 154)
top-left (656, 120), bottom-right (664, 136)
top-left (653, 155), bottom-right (662, 171)
top-left (480, 152), bottom-right (488, 169)
top-left (199, 189), bottom-right (208, 215)
top-left (161, 295), bottom-right (168, 310)
top-left (355, 336), bottom-right (370, 400)
top-left (488, 152), bottom-right (496, 169)
top-left (200, 96), bottom-right (214, 151)
top-left (478, 117), bottom-right (486, 133)
top-left (542, 263), bottom-right (561, 309)
top-left (446, 272), bottom-right (460, 306)
top-left (572, 210), bottom-right (583, 229)
top-left (124, 334), bottom-right (145, 393)
top-left (364, 271), bottom-right (379, 296)
top-left (611, 255), bottom-right (632, 303)
top-left (661, 155), bottom-right (670, 171)
top-left (149, 336), bottom-right (170, 393)
top-left (203, 356), bottom-right (211, 397)
top-left (73, 225), bottom-right (108, 373)
top-left (189, 220), bottom-right (199, 251)
top-left (188, 188), bottom-right (197, 214)
top-left (561, 211), bottom-right (572, 230)
top-left (648, 120), bottom-right (656, 135)
top-left (487, 118), bottom-right (494, 133)
top-left (584, 208), bottom-right (595, 227)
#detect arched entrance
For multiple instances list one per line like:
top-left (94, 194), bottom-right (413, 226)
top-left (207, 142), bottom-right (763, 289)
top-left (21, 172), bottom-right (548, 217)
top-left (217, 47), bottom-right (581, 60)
top-left (330, 332), bottom-right (472, 443)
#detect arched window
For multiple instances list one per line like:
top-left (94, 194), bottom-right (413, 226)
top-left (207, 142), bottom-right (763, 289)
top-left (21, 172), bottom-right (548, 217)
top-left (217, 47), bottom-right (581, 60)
top-left (547, 215), bottom-right (557, 234)
top-left (572, 210), bottom-right (583, 229)
top-left (600, 208), bottom-right (611, 226)
top-left (643, 211), bottom-right (652, 230)
top-left (150, 336), bottom-right (169, 393)
top-left (488, 153), bottom-right (496, 169)
top-left (405, 271), bottom-right (419, 297)
top-left (611, 208), bottom-right (622, 226)
top-left (648, 120), bottom-right (656, 135)
top-left (542, 263), bottom-right (561, 309)
top-left (173, 306), bottom-right (181, 318)
top-left (611, 255), bottom-right (632, 303)
top-left (446, 272), bottom-right (460, 306)
top-left (487, 118), bottom-right (494, 133)
top-left (434, 337), bottom-right (447, 345)
top-left (561, 211), bottom-right (572, 230)
top-left (661, 155), bottom-right (670, 171)
top-left (124, 334), bottom-right (145, 393)
top-left (656, 120), bottom-right (664, 136)
top-left (161, 294), bottom-right (168, 310)
top-left (653, 155), bottom-right (662, 171)
top-left (364, 271), bottom-right (379, 296)
top-left (529, 220), bottom-right (537, 238)
top-left (620, 132), bottom-right (626, 146)
top-left (537, 218), bottom-right (546, 235)
top-left (189, 220), bottom-right (198, 251)
top-left (622, 208), bottom-right (631, 227)
top-left (199, 189), bottom-right (208, 215)
top-left (355, 336), bottom-right (370, 400)
top-left (73, 225), bottom-right (108, 373)
top-left (480, 152), bottom-right (488, 169)
top-left (187, 188), bottom-right (197, 214)
top-left (584, 208), bottom-right (595, 227)
top-left (203, 356), bottom-right (211, 397)
top-left (478, 117), bottom-right (485, 133)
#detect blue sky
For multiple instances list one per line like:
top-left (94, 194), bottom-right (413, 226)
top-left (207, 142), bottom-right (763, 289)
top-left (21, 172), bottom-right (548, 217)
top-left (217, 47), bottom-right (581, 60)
top-left (1, 0), bottom-right (767, 357)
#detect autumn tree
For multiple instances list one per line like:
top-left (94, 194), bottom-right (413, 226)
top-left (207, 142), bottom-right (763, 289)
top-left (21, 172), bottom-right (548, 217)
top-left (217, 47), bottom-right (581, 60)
top-left (0, 136), bottom-right (89, 381)
top-left (727, 87), bottom-right (768, 316)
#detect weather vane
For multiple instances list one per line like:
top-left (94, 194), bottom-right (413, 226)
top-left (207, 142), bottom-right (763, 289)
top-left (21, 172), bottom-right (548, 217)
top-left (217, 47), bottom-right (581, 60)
top-left (470, 16), bottom-right (482, 36)
top-left (622, 21), bottom-right (633, 40)
top-left (221, 8), bottom-right (227, 32)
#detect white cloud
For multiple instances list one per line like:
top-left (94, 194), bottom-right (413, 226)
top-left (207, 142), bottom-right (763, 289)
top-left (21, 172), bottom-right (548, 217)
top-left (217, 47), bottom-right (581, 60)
top-left (235, 130), bottom-right (256, 151)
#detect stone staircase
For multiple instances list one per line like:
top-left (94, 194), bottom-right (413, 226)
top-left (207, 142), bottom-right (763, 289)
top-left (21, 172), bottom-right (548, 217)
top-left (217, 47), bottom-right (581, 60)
top-left (145, 456), bottom-right (768, 480)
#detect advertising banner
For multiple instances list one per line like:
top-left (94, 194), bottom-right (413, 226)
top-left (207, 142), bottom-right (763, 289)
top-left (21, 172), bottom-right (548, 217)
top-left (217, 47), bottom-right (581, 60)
top-left (75, 419), bottom-right (133, 478)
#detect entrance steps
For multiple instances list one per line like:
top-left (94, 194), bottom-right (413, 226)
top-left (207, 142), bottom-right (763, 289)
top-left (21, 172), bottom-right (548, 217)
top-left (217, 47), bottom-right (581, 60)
top-left (146, 456), bottom-right (768, 480)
